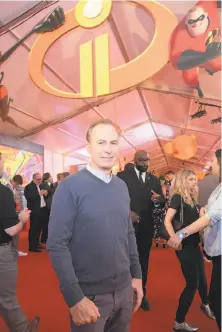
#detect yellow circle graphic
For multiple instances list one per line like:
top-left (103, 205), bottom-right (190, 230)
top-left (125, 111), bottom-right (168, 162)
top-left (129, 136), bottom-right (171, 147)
top-left (75, 0), bottom-right (112, 28)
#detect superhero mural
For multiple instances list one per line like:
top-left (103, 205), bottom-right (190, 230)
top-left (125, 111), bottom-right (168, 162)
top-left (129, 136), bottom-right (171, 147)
top-left (0, 69), bottom-right (25, 130)
top-left (170, 0), bottom-right (221, 97)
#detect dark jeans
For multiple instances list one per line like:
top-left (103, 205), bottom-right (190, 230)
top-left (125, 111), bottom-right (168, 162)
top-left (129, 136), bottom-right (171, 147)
top-left (135, 210), bottom-right (153, 296)
top-left (175, 243), bottom-right (208, 323)
top-left (40, 207), bottom-right (50, 244)
top-left (29, 207), bottom-right (49, 249)
top-left (70, 284), bottom-right (133, 332)
top-left (209, 255), bottom-right (221, 331)
top-left (29, 213), bottom-right (41, 250)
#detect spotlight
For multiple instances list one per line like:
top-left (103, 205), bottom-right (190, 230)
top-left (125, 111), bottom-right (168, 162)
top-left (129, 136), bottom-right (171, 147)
top-left (0, 7), bottom-right (65, 63)
top-left (189, 105), bottom-right (207, 120)
top-left (211, 117), bottom-right (222, 124)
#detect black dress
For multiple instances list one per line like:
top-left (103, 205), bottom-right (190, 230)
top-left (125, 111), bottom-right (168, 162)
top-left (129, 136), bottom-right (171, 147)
top-left (153, 187), bottom-right (170, 240)
top-left (170, 194), bottom-right (209, 323)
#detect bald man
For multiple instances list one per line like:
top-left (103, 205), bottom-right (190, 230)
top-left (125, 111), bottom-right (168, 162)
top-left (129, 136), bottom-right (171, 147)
top-left (117, 151), bottom-right (165, 311)
top-left (24, 173), bottom-right (48, 252)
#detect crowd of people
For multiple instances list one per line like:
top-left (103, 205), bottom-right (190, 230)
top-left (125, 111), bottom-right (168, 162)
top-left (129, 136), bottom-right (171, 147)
top-left (0, 118), bottom-right (221, 332)
top-left (5, 171), bottom-right (70, 255)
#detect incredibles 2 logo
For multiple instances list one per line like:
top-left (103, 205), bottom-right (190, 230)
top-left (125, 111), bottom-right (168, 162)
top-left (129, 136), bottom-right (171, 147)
top-left (28, 0), bottom-right (178, 99)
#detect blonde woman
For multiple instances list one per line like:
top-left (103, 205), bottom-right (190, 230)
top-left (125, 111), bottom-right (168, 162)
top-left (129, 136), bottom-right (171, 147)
top-left (168, 149), bottom-right (221, 331)
top-left (164, 170), bottom-right (214, 332)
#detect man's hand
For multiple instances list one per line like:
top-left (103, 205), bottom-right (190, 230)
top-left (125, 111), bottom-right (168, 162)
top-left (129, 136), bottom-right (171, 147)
top-left (131, 211), bottom-right (140, 224)
top-left (70, 297), bottom-right (100, 326)
top-left (19, 208), bottom-right (31, 224)
top-left (131, 278), bottom-right (143, 312)
top-left (203, 255), bottom-right (211, 263)
top-left (200, 207), bottom-right (207, 217)
top-left (167, 233), bottom-right (182, 250)
top-left (151, 190), bottom-right (161, 202)
top-left (40, 190), bottom-right (45, 196)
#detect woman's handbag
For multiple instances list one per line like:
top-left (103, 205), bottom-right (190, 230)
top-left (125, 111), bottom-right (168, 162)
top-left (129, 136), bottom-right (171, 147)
top-left (159, 196), bottom-right (184, 240)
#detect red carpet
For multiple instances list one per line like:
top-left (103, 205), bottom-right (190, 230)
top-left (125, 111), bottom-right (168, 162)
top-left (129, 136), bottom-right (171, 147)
top-left (0, 232), bottom-right (218, 332)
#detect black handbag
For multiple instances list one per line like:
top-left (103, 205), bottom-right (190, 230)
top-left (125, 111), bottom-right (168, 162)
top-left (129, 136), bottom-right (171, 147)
top-left (159, 196), bottom-right (184, 240)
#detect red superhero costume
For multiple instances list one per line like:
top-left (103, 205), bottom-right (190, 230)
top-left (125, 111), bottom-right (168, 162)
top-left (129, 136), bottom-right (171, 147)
top-left (170, 0), bottom-right (221, 97)
top-left (0, 69), bottom-right (24, 130)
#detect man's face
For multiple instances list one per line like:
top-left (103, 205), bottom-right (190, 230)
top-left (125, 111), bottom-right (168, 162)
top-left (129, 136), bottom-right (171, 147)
top-left (211, 154), bottom-right (220, 176)
top-left (186, 173), bottom-right (197, 190)
top-left (186, 7), bottom-right (209, 37)
top-left (88, 124), bottom-right (119, 172)
top-left (135, 152), bottom-right (150, 173)
top-left (58, 175), bottom-right (64, 184)
top-left (48, 176), bottom-right (53, 184)
top-left (165, 173), bottom-right (174, 182)
top-left (33, 173), bottom-right (42, 185)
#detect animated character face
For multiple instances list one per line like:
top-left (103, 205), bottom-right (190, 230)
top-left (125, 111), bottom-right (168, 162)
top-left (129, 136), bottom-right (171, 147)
top-left (186, 7), bottom-right (209, 37)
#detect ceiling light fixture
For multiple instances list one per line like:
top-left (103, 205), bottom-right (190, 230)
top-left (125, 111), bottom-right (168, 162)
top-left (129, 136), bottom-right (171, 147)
top-left (153, 124), bottom-right (174, 138)
top-left (123, 123), bottom-right (156, 141)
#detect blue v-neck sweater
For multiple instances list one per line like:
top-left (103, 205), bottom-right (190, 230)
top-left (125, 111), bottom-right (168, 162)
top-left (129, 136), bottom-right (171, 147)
top-left (47, 168), bottom-right (142, 308)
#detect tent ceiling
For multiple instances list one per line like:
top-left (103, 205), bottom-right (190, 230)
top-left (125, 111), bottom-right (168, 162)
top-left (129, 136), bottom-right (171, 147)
top-left (0, 0), bottom-right (221, 173)
top-left (0, 1), bottom-right (55, 33)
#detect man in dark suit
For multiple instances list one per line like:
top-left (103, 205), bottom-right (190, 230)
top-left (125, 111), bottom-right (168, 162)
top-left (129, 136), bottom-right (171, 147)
top-left (117, 150), bottom-right (164, 311)
top-left (24, 173), bottom-right (48, 252)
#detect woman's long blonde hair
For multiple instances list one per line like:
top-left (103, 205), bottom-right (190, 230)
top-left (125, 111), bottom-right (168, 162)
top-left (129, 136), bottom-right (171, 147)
top-left (172, 170), bottom-right (198, 206)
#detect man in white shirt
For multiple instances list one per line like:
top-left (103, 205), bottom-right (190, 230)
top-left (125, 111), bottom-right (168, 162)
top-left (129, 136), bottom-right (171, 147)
top-left (24, 173), bottom-right (48, 252)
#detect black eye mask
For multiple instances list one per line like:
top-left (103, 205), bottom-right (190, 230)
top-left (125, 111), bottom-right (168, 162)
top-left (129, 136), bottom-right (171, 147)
top-left (188, 14), bottom-right (205, 25)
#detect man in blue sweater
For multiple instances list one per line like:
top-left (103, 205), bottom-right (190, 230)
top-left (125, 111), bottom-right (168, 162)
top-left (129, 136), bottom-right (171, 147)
top-left (47, 119), bottom-right (143, 332)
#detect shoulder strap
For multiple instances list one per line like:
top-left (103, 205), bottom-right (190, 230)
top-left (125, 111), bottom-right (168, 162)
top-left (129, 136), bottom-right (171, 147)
top-left (180, 196), bottom-right (184, 225)
top-left (191, 197), bottom-right (200, 214)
